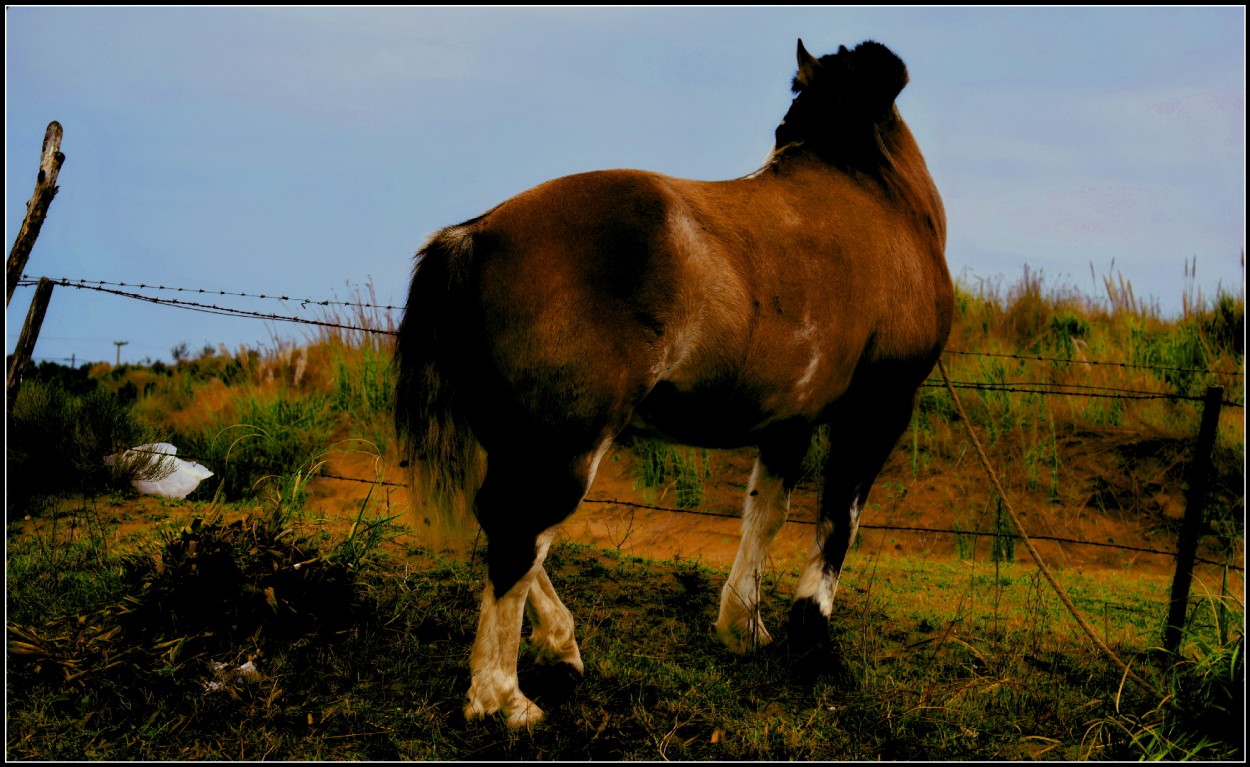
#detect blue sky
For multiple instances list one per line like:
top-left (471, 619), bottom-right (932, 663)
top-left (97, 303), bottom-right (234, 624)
top-left (5, 6), bottom-right (1245, 366)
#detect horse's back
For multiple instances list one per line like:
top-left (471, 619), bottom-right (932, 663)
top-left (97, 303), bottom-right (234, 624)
top-left (431, 161), bottom-right (949, 447)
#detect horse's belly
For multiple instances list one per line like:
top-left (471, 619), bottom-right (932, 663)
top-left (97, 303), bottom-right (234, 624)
top-left (628, 380), bottom-right (800, 448)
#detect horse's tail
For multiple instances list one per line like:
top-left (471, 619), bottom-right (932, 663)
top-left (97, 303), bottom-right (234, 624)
top-left (394, 224), bottom-right (485, 550)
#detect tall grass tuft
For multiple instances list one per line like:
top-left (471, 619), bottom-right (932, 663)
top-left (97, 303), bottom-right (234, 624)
top-left (630, 437), bottom-right (708, 508)
top-left (329, 343), bottom-right (395, 453)
top-left (176, 391), bottom-right (338, 501)
top-left (1082, 594), bottom-right (1244, 760)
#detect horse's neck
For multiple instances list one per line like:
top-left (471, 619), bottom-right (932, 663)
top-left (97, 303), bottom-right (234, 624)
top-left (762, 148), bottom-right (942, 234)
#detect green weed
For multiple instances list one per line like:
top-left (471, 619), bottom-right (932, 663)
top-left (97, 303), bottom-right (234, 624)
top-left (630, 438), bottom-right (707, 509)
top-left (331, 345), bottom-right (392, 415)
top-left (953, 520), bottom-right (976, 561)
top-left (989, 498), bottom-right (1016, 564)
top-left (175, 392), bottom-right (337, 501)
top-left (1081, 593), bottom-right (1244, 761)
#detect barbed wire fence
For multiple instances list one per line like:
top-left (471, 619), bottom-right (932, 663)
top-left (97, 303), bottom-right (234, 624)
top-left (9, 122), bottom-right (1238, 679)
top-left (11, 272), bottom-right (1248, 646)
top-left (13, 275), bottom-right (1246, 407)
top-left (121, 443), bottom-right (1243, 577)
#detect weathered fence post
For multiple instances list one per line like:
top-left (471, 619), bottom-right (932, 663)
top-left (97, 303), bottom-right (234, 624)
top-left (1163, 385), bottom-right (1224, 654)
top-left (6, 121), bottom-right (65, 307)
top-left (6, 277), bottom-right (56, 407)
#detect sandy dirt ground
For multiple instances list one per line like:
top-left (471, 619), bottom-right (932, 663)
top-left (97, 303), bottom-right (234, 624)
top-left (305, 443), bottom-right (1242, 590)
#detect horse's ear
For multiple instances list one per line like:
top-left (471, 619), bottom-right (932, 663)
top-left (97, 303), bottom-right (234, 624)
top-left (851, 40), bottom-right (909, 111)
top-left (793, 39), bottom-right (821, 92)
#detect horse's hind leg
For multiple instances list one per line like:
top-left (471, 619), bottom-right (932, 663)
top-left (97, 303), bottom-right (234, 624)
top-left (465, 549), bottom-right (546, 728)
top-left (715, 435), bottom-right (808, 653)
top-left (788, 390), bottom-right (916, 654)
top-left (463, 444), bottom-right (603, 728)
top-left (526, 566), bottom-right (584, 672)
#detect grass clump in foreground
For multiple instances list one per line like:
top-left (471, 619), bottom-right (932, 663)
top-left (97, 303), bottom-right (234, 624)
top-left (7, 500), bottom-right (1242, 760)
top-left (6, 472), bottom-right (398, 761)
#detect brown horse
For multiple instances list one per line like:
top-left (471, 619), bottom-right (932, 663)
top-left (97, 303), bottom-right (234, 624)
top-left (395, 39), bottom-right (953, 727)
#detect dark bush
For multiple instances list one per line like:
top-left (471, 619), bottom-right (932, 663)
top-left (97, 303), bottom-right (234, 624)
top-left (6, 380), bottom-right (165, 513)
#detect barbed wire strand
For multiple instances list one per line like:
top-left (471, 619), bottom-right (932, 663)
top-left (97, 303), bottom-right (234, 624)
top-left (944, 348), bottom-right (1243, 379)
top-left (18, 275), bottom-right (1243, 379)
top-left (122, 448), bottom-right (1240, 573)
top-left (938, 357), bottom-right (1162, 698)
top-left (580, 498), bottom-right (1242, 571)
top-left (19, 279), bottom-right (1244, 408)
top-left (19, 275), bottom-right (405, 312)
top-left (28, 279), bottom-right (397, 336)
top-left (920, 380), bottom-right (1244, 409)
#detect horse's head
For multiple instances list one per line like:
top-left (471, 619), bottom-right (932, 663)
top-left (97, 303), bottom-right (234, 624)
top-left (774, 40), bottom-right (912, 173)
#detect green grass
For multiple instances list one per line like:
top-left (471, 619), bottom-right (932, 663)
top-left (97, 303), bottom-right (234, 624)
top-left (630, 437), bottom-right (710, 509)
top-left (173, 391), bottom-right (340, 502)
top-left (7, 501), bottom-right (1241, 760)
top-left (5, 498), bottom-right (133, 626)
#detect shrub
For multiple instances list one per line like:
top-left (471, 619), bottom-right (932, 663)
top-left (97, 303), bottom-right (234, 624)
top-left (6, 380), bottom-right (168, 512)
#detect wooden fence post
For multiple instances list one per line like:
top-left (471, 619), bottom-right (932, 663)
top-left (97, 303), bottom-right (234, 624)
top-left (1163, 385), bottom-right (1224, 654)
top-left (6, 121), bottom-right (65, 307)
top-left (6, 277), bottom-right (56, 407)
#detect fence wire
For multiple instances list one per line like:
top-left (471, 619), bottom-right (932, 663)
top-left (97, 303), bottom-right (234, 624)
top-left (15, 274), bottom-right (1246, 574)
top-left (15, 276), bottom-right (1245, 408)
top-left (18, 272), bottom-right (1244, 377)
top-left (18, 277), bottom-right (393, 336)
top-left (126, 445), bottom-right (1242, 574)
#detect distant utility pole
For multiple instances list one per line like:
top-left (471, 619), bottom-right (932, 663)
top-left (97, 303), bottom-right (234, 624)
top-left (114, 340), bottom-right (129, 367)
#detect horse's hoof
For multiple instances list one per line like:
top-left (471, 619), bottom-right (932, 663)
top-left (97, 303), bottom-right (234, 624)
top-left (534, 646), bottom-right (584, 675)
top-left (463, 699), bottom-right (487, 723)
top-left (504, 698), bottom-right (544, 729)
top-left (786, 599), bottom-right (831, 656)
top-left (715, 619), bottom-right (774, 654)
top-left (522, 660), bottom-right (583, 706)
top-left (463, 695), bottom-right (545, 729)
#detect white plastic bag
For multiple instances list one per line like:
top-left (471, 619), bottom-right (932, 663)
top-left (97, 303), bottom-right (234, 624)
top-left (104, 443), bottom-right (214, 499)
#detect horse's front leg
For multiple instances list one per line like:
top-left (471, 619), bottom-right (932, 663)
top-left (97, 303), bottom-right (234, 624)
top-left (716, 439), bottom-right (805, 653)
top-left (788, 391), bottom-right (915, 654)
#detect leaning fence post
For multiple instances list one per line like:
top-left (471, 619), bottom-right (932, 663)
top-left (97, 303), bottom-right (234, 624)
top-left (6, 121), bottom-right (65, 307)
top-left (6, 277), bottom-right (56, 407)
top-left (1163, 385), bottom-right (1224, 654)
